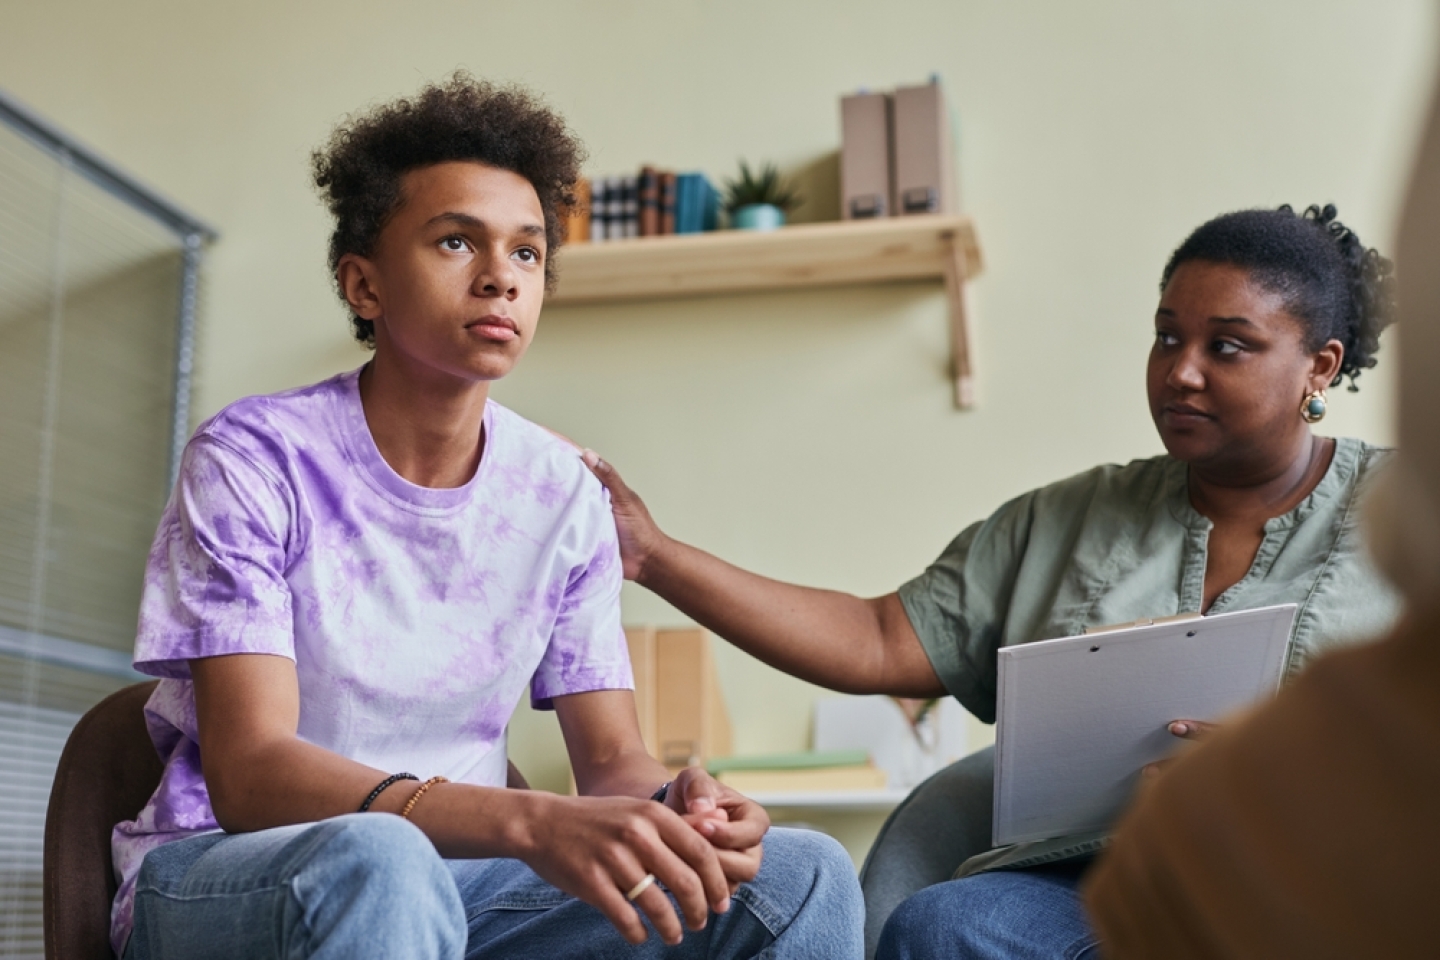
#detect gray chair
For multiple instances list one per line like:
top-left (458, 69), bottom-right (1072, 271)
top-left (857, 746), bottom-right (995, 960)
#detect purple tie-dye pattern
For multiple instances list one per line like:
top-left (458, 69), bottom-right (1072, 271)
top-left (530, 476), bottom-right (571, 509)
top-left (109, 369), bottom-right (631, 957)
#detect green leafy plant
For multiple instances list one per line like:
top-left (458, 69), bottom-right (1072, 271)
top-left (722, 160), bottom-right (802, 214)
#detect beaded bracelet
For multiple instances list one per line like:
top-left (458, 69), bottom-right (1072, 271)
top-left (358, 772), bottom-right (418, 813)
top-left (399, 776), bottom-right (449, 821)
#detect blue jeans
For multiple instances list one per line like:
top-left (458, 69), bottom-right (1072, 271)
top-left (875, 862), bottom-right (1100, 960)
top-left (125, 814), bottom-right (862, 959)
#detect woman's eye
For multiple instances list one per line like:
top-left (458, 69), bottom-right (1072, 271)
top-left (440, 236), bottom-right (469, 252)
top-left (513, 247), bottom-right (540, 263)
top-left (1154, 330), bottom-right (1178, 347)
top-left (1212, 340), bottom-right (1242, 356)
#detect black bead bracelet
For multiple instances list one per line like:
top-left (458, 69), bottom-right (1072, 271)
top-left (359, 772), bottom-right (419, 813)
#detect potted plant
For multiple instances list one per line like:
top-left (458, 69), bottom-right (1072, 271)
top-left (723, 160), bottom-right (802, 231)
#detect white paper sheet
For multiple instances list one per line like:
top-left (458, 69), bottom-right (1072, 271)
top-left (813, 695), bottom-right (970, 789)
top-left (992, 604), bottom-right (1297, 846)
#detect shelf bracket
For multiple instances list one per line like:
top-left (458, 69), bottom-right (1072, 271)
top-left (942, 234), bottom-right (975, 409)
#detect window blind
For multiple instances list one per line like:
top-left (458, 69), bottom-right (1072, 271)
top-left (0, 91), bottom-right (213, 958)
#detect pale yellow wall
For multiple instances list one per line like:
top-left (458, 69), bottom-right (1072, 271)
top-left (3, 0), bottom-right (1434, 860)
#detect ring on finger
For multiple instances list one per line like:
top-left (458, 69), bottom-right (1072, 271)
top-left (624, 873), bottom-right (657, 902)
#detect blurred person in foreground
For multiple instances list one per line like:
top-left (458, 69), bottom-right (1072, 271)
top-left (1084, 59), bottom-right (1440, 960)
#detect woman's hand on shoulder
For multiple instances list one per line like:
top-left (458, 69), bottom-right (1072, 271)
top-left (581, 450), bottom-right (668, 583)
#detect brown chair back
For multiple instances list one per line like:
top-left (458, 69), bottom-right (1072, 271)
top-left (43, 681), bottom-right (162, 960)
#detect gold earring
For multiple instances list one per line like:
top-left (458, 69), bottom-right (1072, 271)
top-left (1301, 389), bottom-right (1328, 424)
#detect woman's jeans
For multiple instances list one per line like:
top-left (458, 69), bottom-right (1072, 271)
top-left (124, 814), bottom-right (863, 960)
top-left (875, 861), bottom-right (1100, 960)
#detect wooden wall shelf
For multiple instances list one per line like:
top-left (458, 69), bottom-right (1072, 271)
top-left (550, 215), bottom-right (984, 408)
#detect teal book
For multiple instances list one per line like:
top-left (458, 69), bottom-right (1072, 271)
top-left (676, 172), bottom-right (701, 234)
top-left (675, 173), bottom-right (719, 234)
top-left (700, 177), bottom-right (719, 231)
top-left (706, 749), bottom-right (870, 774)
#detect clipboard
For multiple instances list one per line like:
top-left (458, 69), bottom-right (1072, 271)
top-left (992, 604), bottom-right (1297, 846)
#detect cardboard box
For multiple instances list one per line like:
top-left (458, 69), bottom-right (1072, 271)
top-left (892, 79), bottom-right (957, 216)
top-left (627, 626), bottom-right (732, 772)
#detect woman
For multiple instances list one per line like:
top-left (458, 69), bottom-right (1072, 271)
top-left (1084, 76), bottom-right (1440, 960)
top-left (585, 203), bottom-right (1400, 959)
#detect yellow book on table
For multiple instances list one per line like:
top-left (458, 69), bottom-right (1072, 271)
top-left (716, 765), bottom-right (888, 793)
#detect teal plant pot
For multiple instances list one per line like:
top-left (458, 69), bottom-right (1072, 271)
top-left (730, 203), bottom-right (786, 231)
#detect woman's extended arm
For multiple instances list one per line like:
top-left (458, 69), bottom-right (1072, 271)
top-left (583, 453), bottom-right (946, 698)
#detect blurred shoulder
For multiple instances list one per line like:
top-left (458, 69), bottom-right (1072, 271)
top-left (188, 372), bottom-right (354, 477)
top-left (199, 373), bottom-right (349, 434)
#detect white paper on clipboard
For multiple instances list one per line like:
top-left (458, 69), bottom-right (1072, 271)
top-left (992, 603), bottom-right (1297, 847)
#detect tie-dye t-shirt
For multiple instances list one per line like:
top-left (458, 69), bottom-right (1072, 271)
top-left (108, 368), bottom-right (632, 955)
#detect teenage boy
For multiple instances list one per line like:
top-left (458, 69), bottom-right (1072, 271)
top-left (110, 75), bottom-right (861, 960)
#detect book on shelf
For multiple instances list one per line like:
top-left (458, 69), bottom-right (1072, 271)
top-left (588, 178), bottom-right (609, 242)
top-left (563, 177), bottom-right (591, 243)
top-left (659, 171), bottom-right (677, 235)
top-left (638, 166), bottom-right (660, 236)
top-left (579, 168), bottom-right (719, 241)
top-left (709, 749), bottom-right (886, 794)
top-left (676, 173), bottom-right (700, 234)
top-left (620, 175), bottom-right (639, 239)
top-left (715, 764), bottom-right (888, 794)
top-left (675, 172), bottom-right (718, 234)
top-left (702, 175), bottom-right (719, 231)
top-left (608, 175), bottom-right (625, 240)
top-left (707, 750), bottom-right (870, 773)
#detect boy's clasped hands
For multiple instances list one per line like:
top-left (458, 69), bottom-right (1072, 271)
top-left (530, 767), bottom-right (767, 946)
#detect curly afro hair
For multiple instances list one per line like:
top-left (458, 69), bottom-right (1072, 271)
top-left (1160, 204), bottom-right (1397, 392)
top-left (312, 73), bottom-right (585, 346)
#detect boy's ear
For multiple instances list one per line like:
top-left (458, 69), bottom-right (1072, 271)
top-left (337, 253), bottom-right (383, 320)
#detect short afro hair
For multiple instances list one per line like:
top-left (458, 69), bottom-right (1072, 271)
top-left (312, 72), bottom-right (585, 346)
top-left (1161, 204), bottom-right (1396, 391)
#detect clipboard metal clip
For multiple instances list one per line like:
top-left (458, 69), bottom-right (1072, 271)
top-left (1083, 612), bottom-right (1203, 636)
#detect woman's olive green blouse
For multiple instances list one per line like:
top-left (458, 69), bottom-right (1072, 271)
top-left (897, 437), bottom-right (1403, 875)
